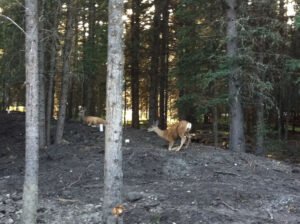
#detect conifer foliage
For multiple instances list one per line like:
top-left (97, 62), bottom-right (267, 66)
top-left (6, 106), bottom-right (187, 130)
top-left (0, 6), bottom-right (300, 222)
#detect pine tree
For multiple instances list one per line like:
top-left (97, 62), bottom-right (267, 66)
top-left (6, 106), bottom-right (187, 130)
top-left (102, 0), bottom-right (125, 223)
top-left (22, 0), bottom-right (39, 223)
top-left (55, 0), bottom-right (76, 144)
top-left (225, 0), bottom-right (245, 152)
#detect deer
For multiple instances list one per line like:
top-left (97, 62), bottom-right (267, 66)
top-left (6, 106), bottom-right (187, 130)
top-left (78, 107), bottom-right (107, 126)
top-left (148, 120), bottom-right (192, 151)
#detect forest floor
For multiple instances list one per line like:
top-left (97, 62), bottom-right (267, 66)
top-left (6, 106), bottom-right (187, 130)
top-left (0, 112), bottom-right (300, 224)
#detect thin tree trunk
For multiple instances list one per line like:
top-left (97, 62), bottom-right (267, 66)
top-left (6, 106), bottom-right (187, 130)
top-left (45, 2), bottom-right (59, 146)
top-left (55, 0), bottom-right (75, 144)
top-left (284, 90), bottom-right (291, 140)
top-left (87, 0), bottom-right (97, 115)
top-left (1, 77), bottom-right (6, 111)
top-left (245, 107), bottom-right (254, 136)
top-left (124, 78), bottom-right (127, 125)
top-left (159, 0), bottom-right (169, 130)
top-left (279, 0), bottom-right (287, 140)
top-left (277, 90), bottom-right (283, 140)
top-left (226, 0), bottom-right (245, 152)
top-left (255, 94), bottom-right (265, 155)
top-left (255, 52), bottom-right (266, 155)
top-left (103, 0), bottom-right (124, 223)
top-left (73, 10), bottom-right (80, 118)
top-left (292, 111), bottom-right (296, 133)
top-left (67, 79), bottom-right (74, 118)
top-left (38, 0), bottom-right (46, 148)
top-left (148, 0), bottom-right (160, 125)
top-left (213, 106), bottom-right (218, 147)
top-left (22, 0), bottom-right (39, 223)
top-left (130, 0), bottom-right (141, 129)
top-left (81, 0), bottom-right (97, 115)
top-left (81, 12), bottom-right (88, 109)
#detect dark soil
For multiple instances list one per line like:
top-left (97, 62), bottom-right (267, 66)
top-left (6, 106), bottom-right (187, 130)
top-left (1, 113), bottom-right (300, 224)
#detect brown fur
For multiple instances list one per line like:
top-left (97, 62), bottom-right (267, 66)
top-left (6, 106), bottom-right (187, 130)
top-left (78, 108), bottom-right (107, 126)
top-left (148, 120), bottom-right (192, 151)
top-left (83, 116), bottom-right (107, 126)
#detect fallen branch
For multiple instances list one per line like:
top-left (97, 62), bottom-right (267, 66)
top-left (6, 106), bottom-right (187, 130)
top-left (220, 201), bottom-right (238, 211)
top-left (57, 197), bottom-right (79, 203)
top-left (66, 163), bottom-right (94, 188)
top-left (215, 171), bottom-right (239, 176)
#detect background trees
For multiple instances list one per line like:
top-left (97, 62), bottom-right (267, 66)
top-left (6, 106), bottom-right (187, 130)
top-left (0, 0), bottom-right (299, 153)
top-left (0, 0), bottom-right (25, 111)
top-left (0, 0), bottom-right (299, 223)
top-left (55, 0), bottom-right (76, 144)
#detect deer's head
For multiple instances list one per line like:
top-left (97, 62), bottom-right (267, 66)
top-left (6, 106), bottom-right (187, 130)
top-left (147, 120), bottom-right (159, 132)
top-left (78, 106), bottom-right (86, 118)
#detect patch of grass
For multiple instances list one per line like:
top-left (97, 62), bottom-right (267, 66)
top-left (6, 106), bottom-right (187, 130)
top-left (150, 214), bottom-right (161, 224)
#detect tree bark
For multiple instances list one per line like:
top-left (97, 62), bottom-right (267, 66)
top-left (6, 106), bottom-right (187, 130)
top-left (255, 94), bottom-right (265, 155)
top-left (148, 0), bottom-right (161, 125)
top-left (226, 0), bottom-right (246, 152)
top-left (284, 88), bottom-right (291, 141)
top-left (159, 0), bottom-right (169, 130)
top-left (71, 11), bottom-right (80, 119)
top-left (130, 0), bottom-right (141, 129)
top-left (55, 0), bottom-right (75, 144)
top-left (102, 0), bottom-right (124, 223)
top-left (38, 0), bottom-right (46, 148)
top-left (22, 0), bottom-right (39, 223)
top-left (81, 0), bottom-right (97, 116)
top-left (87, 0), bottom-right (97, 115)
top-left (1, 79), bottom-right (5, 111)
top-left (45, 1), bottom-right (59, 146)
top-left (213, 106), bottom-right (219, 147)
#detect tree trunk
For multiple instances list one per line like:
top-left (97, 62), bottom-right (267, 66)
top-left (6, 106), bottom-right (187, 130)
top-left (159, 0), bottom-right (169, 130)
top-left (1, 79), bottom-right (5, 111)
top-left (130, 0), bottom-right (141, 129)
top-left (255, 94), bottom-right (265, 155)
top-left (81, 0), bottom-right (97, 116)
top-left (278, 0), bottom-right (288, 140)
top-left (45, 1), bottom-right (59, 146)
top-left (38, 0), bottom-right (46, 148)
top-left (124, 78), bottom-right (127, 125)
top-left (55, 0), bottom-right (75, 144)
top-left (102, 0), bottom-right (124, 223)
top-left (284, 89), bottom-right (291, 140)
top-left (277, 90), bottom-right (283, 139)
top-left (72, 11), bottom-right (80, 119)
top-left (148, 0), bottom-right (161, 125)
top-left (68, 80), bottom-right (74, 118)
top-left (81, 13), bottom-right (88, 110)
top-left (213, 106), bottom-right (218, 147)
top-left (87, 0), bottom-right (97, 115)
top-left (22, 0), bottom-right (39, 223)
top-left (226, 0), bottom-right (245, 152)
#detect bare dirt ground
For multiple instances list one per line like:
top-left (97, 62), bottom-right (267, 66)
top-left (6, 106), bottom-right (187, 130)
top-left (0, 112), bottom-right (300, 224)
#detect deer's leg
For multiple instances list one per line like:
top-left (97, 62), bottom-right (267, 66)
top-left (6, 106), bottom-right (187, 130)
top-left (168, 141), bottom-right (175, 151)
top-left (184, 134), bottom-right (191, 149)
top-left (175, 136), bottom-right (187, 151)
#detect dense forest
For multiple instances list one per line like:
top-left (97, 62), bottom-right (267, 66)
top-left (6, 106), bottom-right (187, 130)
top-left (0, 1), bottom-right (300, 223)
top-left (0, 0), bottom-right (300, 154)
